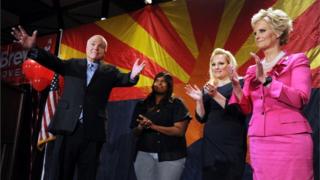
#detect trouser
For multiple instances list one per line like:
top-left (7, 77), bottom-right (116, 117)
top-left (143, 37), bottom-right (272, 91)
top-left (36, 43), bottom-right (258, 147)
top-left (60, 123), bottom-right (103, 180)
top-left (134, 151), bottom-right (186, 180)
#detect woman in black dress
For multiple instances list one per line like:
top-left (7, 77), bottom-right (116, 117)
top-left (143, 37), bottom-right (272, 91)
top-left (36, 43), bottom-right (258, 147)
top-left (131, 72), bottom-right (191, 180)
top-left (185, 48), bottom-right (247, 180)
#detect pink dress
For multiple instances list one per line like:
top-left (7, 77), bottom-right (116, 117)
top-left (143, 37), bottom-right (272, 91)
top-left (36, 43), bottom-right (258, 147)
top-left (230, 53), bottom-right (314, 180)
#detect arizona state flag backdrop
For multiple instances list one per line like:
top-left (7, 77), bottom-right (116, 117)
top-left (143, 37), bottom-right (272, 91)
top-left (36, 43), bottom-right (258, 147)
top-left (59, 0), bottom-right (319, 146)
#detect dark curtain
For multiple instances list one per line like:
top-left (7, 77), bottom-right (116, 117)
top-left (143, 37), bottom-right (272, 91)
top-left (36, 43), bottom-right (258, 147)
top-left (303, 88), bottom-right (319, 180)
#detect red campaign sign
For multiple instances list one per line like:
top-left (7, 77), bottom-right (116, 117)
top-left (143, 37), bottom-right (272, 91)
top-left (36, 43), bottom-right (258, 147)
top-left (1, 34), bottom-right (57, 86)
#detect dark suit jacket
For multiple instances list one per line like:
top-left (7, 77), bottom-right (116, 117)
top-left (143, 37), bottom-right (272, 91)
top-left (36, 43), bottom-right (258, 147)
top-left (28, 47), bottom-right (138, 141)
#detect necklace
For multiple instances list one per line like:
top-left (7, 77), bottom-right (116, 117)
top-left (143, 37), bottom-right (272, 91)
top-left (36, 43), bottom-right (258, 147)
top-left (217, 79), bottom-right (231, 87)
top-left (262, 51), bottom-right (285, 70)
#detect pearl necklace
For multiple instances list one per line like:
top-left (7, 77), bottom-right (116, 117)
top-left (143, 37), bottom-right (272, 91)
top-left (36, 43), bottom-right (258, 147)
top-left (262, 51), bottom-right (285, 70)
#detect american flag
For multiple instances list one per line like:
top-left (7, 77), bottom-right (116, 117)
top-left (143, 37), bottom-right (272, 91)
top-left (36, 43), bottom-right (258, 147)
top-left (37, 73), bottom-right (59, 150)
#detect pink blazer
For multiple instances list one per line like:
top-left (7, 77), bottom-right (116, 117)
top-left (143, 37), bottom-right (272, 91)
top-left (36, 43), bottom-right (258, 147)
top-left (230, 53), bottom-right (312, 136)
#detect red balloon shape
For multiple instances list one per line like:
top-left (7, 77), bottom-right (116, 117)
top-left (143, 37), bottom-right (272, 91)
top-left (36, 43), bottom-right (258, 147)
top-left (22, 59), bottom-right (37, 79)
top-left (22, 59), bottom-right (55, 91)
top-left (31, 78), bottom-right (51, 91)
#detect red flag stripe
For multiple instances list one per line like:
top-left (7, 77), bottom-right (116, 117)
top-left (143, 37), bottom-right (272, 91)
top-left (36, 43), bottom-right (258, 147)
top-left (283, 0), bottom-right (320, 53)
top-left (187, 0), bottom-right (226, 49)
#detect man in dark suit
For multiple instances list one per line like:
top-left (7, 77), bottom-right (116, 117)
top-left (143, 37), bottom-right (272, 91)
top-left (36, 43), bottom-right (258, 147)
top-left (11, 26), bottom-right (145, 180)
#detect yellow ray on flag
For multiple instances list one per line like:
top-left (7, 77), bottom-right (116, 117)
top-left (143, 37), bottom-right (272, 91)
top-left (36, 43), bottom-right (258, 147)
top-left (306, 46), bottom-right (320, 69)
top-left (235, 0), bottom-right (316, 66)
top-left (118, 67), bottom-right (154, 87)
top-left (272, 0), bottom-right (316, 19)
top-left (96, 14), bottom-right (190, 83)
top-left (234, 35), bottom-right (257, 67)
top-left (214, 0), bottom-right (246, 49)
top-left (159, 0), bottom-right (199, 58)
top-left (59, 44), bottom-right (86, 59)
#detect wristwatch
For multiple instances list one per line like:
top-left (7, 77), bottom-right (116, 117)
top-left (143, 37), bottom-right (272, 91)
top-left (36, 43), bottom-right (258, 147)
top-left (263, 76), bottom-right (272, 86)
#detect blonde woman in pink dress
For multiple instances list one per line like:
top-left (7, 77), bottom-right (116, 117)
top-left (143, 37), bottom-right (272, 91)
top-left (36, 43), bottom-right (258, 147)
top-left (229, 8), bottom-right (313, 180)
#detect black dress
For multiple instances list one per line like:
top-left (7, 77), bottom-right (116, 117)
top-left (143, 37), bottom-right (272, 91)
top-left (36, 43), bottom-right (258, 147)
top-left (196, 82), bottom-right (247, 180)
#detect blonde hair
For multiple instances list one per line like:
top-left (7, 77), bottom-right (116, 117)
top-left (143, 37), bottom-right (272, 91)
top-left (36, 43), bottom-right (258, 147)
top-left (251, 8), bottom-right (293, 45)
top-left (208, 48), bottom-right (237, 84)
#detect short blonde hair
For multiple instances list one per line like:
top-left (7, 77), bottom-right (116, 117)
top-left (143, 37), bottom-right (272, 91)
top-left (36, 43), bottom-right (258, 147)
top-left (251, 8), bottom-right (293, 45)
top-left (208, 48), bottom-right (237, 84)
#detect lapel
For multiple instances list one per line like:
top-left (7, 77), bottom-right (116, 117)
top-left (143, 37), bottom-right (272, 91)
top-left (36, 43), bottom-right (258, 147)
top-left (268, 54), bottom-right (290, 77)
top-left (79, 59), bottom-right (88, 90)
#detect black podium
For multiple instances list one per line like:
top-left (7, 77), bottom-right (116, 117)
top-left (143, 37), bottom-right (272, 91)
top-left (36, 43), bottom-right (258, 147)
top-left (1, 82), bottom-right (32, 180)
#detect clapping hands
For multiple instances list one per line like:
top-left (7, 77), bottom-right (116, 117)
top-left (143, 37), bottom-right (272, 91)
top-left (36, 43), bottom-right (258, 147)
top-left (185, 84), bottom-right (203, 101)
top-left (227, 64), bottom-right (240, 87)
top-left (204, 83), bottom-right (217, 97)
top-left (137, 114), bottom-right (153, 129)
top-left (250, 52), bottom-right (265, 83)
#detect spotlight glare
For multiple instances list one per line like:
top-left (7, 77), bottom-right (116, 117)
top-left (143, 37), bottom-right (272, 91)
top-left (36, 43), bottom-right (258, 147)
top-left (144, 0), bottom-right (152, 4)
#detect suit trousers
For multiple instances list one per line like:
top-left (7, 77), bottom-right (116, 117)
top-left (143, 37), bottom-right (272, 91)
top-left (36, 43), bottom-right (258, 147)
top-left (60, 122), bottom-right (103, 180)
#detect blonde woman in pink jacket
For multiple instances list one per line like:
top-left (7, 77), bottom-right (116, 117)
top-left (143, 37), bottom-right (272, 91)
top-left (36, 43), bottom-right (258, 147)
top-left (229, 8), bottom-right (313, 180)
